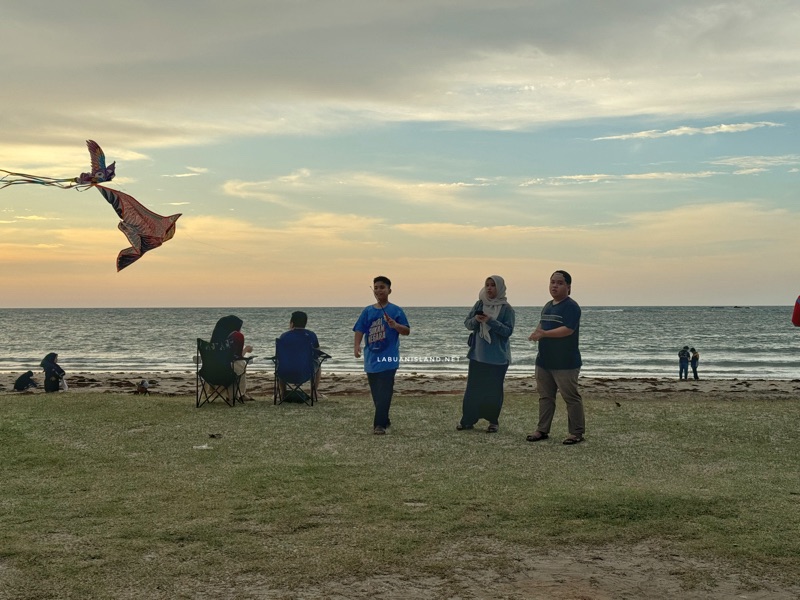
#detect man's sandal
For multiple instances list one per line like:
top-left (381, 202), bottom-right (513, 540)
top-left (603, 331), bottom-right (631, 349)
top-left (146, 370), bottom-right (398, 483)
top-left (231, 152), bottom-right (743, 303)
top-left (562, 436), bottom-right (584, 445)
top-left (526, 432), bottom-right (549, 442)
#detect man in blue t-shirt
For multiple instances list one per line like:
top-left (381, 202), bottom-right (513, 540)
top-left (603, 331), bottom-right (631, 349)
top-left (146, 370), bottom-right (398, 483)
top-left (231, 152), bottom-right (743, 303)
top-left (526, 270), bottom-right (585, 445)
top-left (277, 311), bottom-right (323, 398)
top-left (353, 276), bottom-right (410, 435)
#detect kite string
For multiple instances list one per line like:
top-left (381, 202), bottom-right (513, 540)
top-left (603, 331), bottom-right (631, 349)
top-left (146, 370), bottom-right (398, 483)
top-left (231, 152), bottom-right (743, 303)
top-left (0, 170), bottom-right (81, 190)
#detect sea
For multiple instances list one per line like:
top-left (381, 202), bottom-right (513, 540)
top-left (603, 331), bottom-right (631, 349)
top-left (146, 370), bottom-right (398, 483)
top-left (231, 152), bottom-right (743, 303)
top-left (0, 306), bottom-right (798, 380)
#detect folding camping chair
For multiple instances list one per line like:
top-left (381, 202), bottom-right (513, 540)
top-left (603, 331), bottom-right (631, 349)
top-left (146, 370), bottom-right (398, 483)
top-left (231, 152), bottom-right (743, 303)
top-left (196, 337), bottom-right (243, 407)
top-left (272, 335), bottom-right (331, 406)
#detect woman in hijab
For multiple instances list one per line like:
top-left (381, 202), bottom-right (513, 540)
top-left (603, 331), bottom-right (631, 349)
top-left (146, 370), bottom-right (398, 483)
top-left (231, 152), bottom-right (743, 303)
top-left (210, 315), bottom-right (254, 401)
top-left (40, 352), bottom-right (67, 393)
top-left (211, 315), bottom-right (244, 345)
top-left (458, 275), bottom-right (515, 433)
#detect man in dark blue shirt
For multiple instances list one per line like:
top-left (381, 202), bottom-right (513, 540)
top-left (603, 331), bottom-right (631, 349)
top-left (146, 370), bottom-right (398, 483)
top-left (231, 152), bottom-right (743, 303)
top-left (526, 270), bottom-right (585, 445)
top-left (278, 311), bottom-right (323, 398)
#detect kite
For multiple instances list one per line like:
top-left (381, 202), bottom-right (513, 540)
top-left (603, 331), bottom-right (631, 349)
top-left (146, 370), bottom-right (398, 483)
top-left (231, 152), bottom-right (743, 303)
top-left (1, 140), bottom-right (181, 270)
top-left (793, 295), bottom-right (800, 327)
top-left (96, 185), bottom-right (181, 271)
top-left (1, 140), bottom-right (116, 189)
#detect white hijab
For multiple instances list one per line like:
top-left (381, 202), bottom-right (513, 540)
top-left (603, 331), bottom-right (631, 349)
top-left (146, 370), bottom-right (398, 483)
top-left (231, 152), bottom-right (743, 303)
top-left (478, 275), bottom-right (508, 343)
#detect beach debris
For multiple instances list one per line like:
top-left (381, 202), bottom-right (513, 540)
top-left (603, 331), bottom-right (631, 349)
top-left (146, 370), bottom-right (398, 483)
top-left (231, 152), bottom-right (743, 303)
top-left (0, 140), bottom-right (181, 271)
top-left (208, 433), bottom-right (223, 438)
top-left (192, 444), bottom-right (212, 450)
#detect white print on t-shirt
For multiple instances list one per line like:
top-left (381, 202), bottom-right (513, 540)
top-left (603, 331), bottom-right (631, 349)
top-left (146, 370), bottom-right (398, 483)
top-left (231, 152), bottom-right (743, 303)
top-left (367, 317), bottom-right (386, 345)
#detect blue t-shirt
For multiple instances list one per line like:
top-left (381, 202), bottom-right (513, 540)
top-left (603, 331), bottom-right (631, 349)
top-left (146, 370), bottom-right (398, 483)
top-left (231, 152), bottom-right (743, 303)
top-left (279, 328), bottom-right (319, 349)
top-left (353, 303), bottom-right (410, 373)
top-left (535, 297), bottom-right (582, 370)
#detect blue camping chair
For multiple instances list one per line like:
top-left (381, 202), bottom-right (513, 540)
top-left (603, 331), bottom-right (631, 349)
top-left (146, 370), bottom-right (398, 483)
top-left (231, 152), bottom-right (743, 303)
top-left (271, 335), bottom-right (331, 406)
top-left (196, 337), bottom-right (243, 407)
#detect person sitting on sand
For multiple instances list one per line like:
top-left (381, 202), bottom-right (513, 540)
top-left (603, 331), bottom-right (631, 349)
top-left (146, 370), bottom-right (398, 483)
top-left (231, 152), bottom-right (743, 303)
top-left (14, 370), bottom-right (39, 391)
top-left (40, 353), bottom-right (67, 393)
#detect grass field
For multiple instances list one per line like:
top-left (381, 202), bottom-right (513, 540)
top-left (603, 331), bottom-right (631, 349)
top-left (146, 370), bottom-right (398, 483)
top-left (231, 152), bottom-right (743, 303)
top-left (1, 391), bottom-right (799, 599)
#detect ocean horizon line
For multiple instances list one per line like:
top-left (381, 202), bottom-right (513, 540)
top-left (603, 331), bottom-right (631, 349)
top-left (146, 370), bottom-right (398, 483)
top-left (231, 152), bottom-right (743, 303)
top-left (0, 304), bottom-right (785, 310)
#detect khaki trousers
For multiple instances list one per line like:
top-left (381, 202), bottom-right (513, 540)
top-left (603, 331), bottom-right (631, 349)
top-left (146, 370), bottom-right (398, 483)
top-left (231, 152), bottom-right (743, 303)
top-left (535, 366), bottom-right (584, 437)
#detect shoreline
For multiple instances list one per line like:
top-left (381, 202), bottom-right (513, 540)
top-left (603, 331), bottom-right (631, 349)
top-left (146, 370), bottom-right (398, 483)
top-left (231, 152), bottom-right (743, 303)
top-left (3, 371), bottom-right (799, 398)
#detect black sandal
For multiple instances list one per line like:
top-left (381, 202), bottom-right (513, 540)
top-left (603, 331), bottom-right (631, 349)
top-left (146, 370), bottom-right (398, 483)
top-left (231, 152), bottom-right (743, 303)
top-left (526, 432), bottom-right (548, 442)
top-left (562, 436), bottom-right (584, 445)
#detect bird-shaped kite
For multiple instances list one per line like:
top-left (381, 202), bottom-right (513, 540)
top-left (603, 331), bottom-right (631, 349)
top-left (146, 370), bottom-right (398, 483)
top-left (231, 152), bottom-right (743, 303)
top-left (1, 140), bottom-right (181, 270)
top-left (1, 140), bottom-right (116, 189)
top-left (96, 185), bottom-right (181, 271)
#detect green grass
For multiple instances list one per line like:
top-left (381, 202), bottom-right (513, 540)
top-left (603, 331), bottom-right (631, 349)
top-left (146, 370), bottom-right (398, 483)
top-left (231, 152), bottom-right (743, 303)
top-left (1, 392), bottom-right (799, 598)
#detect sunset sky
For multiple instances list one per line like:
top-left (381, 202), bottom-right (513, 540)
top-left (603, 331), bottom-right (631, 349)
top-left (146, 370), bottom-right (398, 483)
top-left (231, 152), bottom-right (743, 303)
top-left (1, 1), bottom-right (798, 308)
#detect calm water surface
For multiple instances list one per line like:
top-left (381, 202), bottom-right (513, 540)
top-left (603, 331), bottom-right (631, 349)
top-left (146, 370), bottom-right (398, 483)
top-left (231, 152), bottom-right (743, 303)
top-left (0, 306), bottom-right (797, 379)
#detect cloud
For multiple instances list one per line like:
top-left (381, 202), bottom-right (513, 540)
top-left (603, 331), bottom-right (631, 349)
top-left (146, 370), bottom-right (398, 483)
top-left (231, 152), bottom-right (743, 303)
top-left (179, 213), bottom-right (386, 250)
top-left (709, 155), bottom-right (800, 169)
top-left (3, 2), bottom-right (800, 146)
top-left (593, 121), bottom-right (782, 141)
top-left (223, 169), bottom-right (493, 211)
top-left (393, 222), bottom-right (568, 238)
top-left (521, 171), bottom-right (722, 186)
top-left (222, 179), bottom-right (298, 208)
top-left (163, 166), bottom-right (209, 178)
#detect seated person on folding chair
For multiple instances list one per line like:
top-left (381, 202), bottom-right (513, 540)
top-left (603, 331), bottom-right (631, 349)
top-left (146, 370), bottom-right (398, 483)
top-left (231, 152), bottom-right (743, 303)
top-left (211, 315), bottom-right (254, 401)
top-left (277, 311), bottom-right (326, 400)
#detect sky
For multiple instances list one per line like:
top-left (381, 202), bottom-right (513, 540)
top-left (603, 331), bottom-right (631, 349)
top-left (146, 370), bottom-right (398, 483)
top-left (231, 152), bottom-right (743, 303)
top-left (1, 0), bottom-right (799, 308)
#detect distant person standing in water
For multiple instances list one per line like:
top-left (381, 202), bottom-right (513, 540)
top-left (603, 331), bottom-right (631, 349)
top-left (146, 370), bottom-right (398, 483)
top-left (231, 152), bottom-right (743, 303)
top-left (690, 348), bottom-right (700, 380)
top-left (678, 346), bottom-right (690, 380)
top-left (526, 270), bottom-right (585, 445)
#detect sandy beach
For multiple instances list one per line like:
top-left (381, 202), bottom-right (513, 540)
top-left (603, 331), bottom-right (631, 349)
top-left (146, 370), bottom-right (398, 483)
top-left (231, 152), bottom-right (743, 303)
top-left (2, 370), bottom-right (799, 400)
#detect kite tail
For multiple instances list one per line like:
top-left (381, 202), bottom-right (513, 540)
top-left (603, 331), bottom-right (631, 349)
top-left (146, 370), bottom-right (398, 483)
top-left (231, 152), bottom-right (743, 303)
top-left (0, 170), bottom-right (80, 190)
